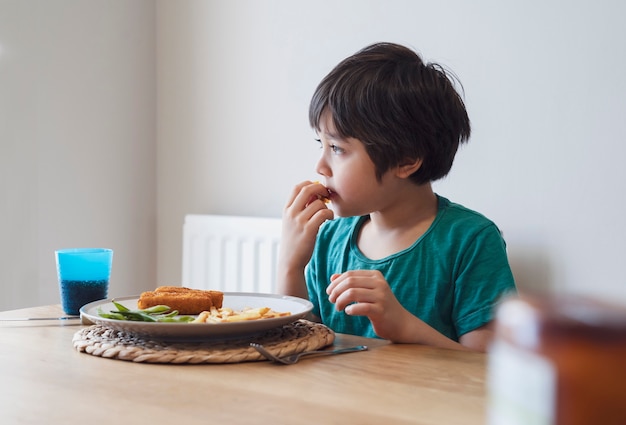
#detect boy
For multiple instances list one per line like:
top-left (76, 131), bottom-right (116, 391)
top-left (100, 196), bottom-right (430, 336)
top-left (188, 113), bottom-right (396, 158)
top-left (277, 42), bottom-right (516, 352)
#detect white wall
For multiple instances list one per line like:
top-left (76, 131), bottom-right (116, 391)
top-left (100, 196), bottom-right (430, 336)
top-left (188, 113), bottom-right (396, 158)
top-left (2, 0), bottom-right (625, 311)
top-left (0, 0), bottom-right (156, 310)
top-left (157, 0), bottom-right (626, 305)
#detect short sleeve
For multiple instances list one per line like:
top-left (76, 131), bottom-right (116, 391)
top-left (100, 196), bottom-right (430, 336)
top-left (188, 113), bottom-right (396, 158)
top-left (452, 223), bottom-right (516, 336)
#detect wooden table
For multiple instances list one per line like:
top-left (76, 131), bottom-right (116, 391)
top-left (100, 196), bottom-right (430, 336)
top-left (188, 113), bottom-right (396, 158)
top-left (0, 304), bottom-right (488, 425)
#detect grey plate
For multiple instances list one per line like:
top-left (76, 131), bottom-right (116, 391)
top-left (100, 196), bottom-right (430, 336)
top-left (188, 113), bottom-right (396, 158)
top-left (80, 292), bottom-right (313, 341)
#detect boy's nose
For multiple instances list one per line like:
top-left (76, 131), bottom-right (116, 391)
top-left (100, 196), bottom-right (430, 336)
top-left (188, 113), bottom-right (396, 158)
top-left (315, 156), bottom-right (331, 177)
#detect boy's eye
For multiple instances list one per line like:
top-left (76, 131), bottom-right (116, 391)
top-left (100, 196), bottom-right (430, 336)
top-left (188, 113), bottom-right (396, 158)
top-left (315, 138), bottom-right (344, 154)
top-left (330, 144), bottom-right (344, 154)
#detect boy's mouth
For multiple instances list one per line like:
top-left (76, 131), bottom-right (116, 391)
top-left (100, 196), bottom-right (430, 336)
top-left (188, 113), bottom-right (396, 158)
top-left (314, 180), bottom-right (334, 203)
top-left (317, 189), bottom-right (334, 204)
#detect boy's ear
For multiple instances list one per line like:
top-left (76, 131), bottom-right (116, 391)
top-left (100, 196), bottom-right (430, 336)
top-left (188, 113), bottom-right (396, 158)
top-left (396, 157), bottom-right (423, 178)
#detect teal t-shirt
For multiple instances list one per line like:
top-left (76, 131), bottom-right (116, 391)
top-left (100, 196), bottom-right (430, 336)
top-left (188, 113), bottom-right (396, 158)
top-left (305, 195), bottom-right (516, 340)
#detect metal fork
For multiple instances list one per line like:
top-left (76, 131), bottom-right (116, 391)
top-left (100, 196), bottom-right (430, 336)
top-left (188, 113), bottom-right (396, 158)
top-left (250, 343), bottom-right (368, 365)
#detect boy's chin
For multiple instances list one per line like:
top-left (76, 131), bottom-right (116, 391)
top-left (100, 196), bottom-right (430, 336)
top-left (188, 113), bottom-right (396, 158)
top-left (329, 204), bottom-right (361, 219)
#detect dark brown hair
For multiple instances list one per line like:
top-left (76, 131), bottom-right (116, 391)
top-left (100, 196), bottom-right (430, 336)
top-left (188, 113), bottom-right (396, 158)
top-left (309, 42), bottom-right (471, 184)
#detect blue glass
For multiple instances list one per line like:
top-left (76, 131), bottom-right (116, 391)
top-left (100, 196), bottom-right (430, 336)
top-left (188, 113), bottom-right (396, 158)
top-left (55, 248), bottom-right (113, 315)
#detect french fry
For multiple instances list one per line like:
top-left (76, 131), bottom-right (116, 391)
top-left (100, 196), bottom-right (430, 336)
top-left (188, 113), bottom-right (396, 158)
top-left (191, 305), bottom-right (290, 323)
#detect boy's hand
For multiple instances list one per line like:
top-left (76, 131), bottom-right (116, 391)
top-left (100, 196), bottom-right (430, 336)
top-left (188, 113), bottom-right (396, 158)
top-left (326, 270), bottom-right (409, 340)
top-left (279, 181), bottom-right (334, 272)
top-left (326, 271), bottom-right (486, 350)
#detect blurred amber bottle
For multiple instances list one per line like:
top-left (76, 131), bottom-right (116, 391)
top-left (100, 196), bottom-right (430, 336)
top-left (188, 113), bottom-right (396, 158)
top-left (487, 294), bottom-right (626, 425)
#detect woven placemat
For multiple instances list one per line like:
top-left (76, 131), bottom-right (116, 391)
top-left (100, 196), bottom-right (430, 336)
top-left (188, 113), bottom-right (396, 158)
top-left (73, 319), bottom-right (334, 364)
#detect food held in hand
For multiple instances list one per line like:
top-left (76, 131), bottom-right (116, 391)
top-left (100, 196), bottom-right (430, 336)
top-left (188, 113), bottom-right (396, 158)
top-left (137, 286), bottom-right (224, 315)
top-left (313, 180), bottom-right (331, 203)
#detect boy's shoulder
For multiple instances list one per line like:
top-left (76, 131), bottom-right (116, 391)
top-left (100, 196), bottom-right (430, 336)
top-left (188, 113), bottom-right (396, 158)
top-left (437, 195), bottom-right (494, 222)
top-left (435, 194), bottom-right (501, 236)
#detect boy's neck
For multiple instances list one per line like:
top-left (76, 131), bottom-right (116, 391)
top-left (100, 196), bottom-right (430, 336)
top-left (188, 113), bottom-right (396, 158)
top-left (370, 182), bottom-right (437, 229)
top-left (358, 183), bottom-right (438, 260)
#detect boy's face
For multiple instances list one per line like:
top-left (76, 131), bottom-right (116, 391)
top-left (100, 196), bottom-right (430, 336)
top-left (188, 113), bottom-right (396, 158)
top-left (315, 111), bottom-right (397, 218)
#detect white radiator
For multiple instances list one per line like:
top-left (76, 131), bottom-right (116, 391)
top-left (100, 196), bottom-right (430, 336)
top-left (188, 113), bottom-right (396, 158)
top-left (182, 214), bottom-right (282, 293)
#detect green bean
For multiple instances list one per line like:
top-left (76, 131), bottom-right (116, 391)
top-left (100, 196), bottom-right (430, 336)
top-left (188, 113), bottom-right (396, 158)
top-left (111, 300), bottom-right (131, 312)
top-left (141, 305), bottom-right (171, 314)
top-left (97, 308), bottom-right (126, 320)
top-left (158, 316), bottom-right (195, 323)
top-left (97, 301), bottom-right (195, 323)
top-left (115, 311), bottom-right (158, 322)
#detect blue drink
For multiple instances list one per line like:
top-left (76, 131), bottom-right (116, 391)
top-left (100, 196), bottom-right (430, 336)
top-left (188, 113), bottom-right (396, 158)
top-left (55, 248), bottom-right (113, 315)
top-left (60, 279), bottom-right (109, 315)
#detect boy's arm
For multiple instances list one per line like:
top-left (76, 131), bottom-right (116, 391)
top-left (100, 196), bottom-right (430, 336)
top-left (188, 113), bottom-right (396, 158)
top-left (378, 306), bottom-right (489, 351)
top-left (458, 323), bottom-right (494, 352)
top-left (277, 264), bottom-right (321, 322)
top-left (328, 270), bottom-right (495, 352)
top-left (276, 262), bottom-right (309, 299)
